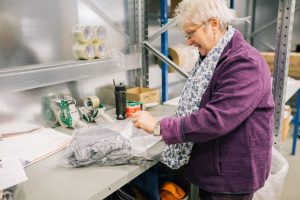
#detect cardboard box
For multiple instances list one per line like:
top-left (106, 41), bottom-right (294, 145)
top-left (126, 87), bottom-right (160, 104)
top-left (261, 52), bottom-right (300, 79)
top-left (281, 105), bottom-right (291, 143)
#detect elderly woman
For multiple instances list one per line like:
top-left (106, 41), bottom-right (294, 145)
top-left (132, 0), bottom-right (274, 199)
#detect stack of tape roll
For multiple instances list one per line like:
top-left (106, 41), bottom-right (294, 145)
top-left (72, 25), bottom-right (107, 60)
top-left (72, 25), bottom-right (95, 43)
top-left (72, 43), bottom-right (95, 60)
top-left (94, 43), bottom-right (106, 59)
top-left (93, 25), bottom-right (107, 42)
top-left (93, 26), bottom-right (107, 58)
top-left (93, 25), bottom-right (107, 59)
top-left (161, 44), bottom-right (199, 73)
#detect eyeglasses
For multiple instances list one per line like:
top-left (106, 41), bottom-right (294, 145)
top-left (184, 23), bottom-right (204, 40)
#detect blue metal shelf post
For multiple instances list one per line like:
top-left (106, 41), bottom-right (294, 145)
top-left (292, 89), bottom-right (300, 155)
top-left (230, 0), bottom-right (234, 9)
top-left (160, 0), bottom-right (168, 102)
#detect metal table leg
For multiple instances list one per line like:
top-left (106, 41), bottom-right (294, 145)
top-left (190, 183), bottom-right (199, 200)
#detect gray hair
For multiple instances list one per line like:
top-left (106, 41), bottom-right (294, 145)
top-left (175, 0), bottom-right (233, 31)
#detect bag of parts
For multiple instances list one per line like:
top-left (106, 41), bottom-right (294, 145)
top-left (63, 126), bottom-right (131, 167)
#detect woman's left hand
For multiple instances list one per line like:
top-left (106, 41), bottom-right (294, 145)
top-left (132, 111), bottom-right (157, 134)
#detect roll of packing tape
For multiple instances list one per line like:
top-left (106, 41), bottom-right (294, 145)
top-left (162, 44), bottom-right (199, 73)
top-left (167, 46), bottom-right (182, 73)
top-left (94, 43), bottom-right (106, 59)
top-left (83, 96), bottom-right (100, 110)
top-left (72, 25), bottom-right (95, 43)
top-left (93, 26), bottom-right (107, 42)
top-left (73, 43), bottom-right (95, 60)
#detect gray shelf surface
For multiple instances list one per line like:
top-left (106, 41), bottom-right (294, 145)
top-left (0, 53), bottom-right (140, 95)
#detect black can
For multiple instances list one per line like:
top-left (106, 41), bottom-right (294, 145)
top-left (114, 83), bottom-right (127, 120)
top-left (295, 44), bottom-right (300, 52)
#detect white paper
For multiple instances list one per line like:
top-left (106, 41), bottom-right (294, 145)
top-left (0, 157), bottom-right (28, 190)
top-left (0, 121), bottom-right (42, 137)
top-left (0, 128), bottom-right (71, 167)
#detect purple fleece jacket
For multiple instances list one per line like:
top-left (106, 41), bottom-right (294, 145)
top-left (160, 31), bottom-right (274, 193)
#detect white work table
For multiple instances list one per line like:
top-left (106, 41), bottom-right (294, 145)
top-left (14, 105), bottom-right (177, 200)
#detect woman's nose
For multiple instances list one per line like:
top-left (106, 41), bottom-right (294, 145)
top-left (186, 38), bottom-right (193, 46)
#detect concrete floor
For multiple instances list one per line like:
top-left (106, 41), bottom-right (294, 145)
top-left (279, 126), bottom-right (300, 200)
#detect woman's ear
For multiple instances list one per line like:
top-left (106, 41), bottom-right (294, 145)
top-left (209, 17), bottom-right (219, 30)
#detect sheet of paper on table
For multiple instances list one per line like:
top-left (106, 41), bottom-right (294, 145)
top-left (0, 127), bottom-right (71, 167)
top-left (0, 156), bottom-right (28, 190)
top-left (0, 121), bottom-right (42, 138)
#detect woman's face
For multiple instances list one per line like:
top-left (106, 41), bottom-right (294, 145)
top-left (184, 22), bottom-right (215, 56)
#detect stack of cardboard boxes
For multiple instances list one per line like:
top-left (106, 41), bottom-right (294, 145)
top-left (261, 52), bottom-right (300, 79)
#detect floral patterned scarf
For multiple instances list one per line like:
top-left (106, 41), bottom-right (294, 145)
top-left (161, 26), bottom-right (236, 169)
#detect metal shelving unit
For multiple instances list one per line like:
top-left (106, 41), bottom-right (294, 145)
top-left (142, 1), bottom-right (189, 103)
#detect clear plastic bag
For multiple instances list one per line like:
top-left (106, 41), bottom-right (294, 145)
top-left (63, 126), bottom-right (131, 167)
top-left (253, 147), bottom-right (289, 200)
top-left (118, 122), bottom-right (163, 158)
